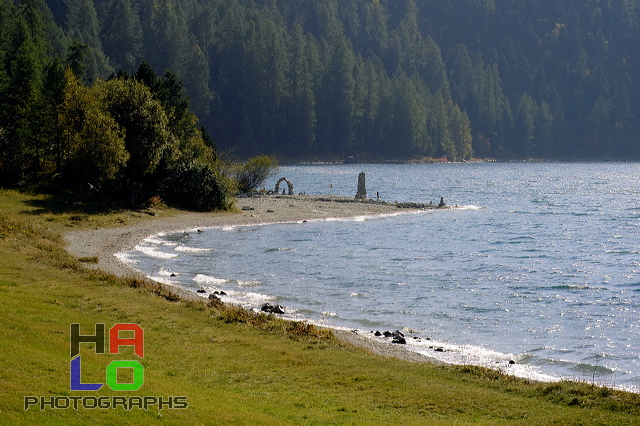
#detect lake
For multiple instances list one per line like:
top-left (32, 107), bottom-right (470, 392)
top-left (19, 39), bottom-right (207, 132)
top-left (121, 162), bottom-right (640, 392)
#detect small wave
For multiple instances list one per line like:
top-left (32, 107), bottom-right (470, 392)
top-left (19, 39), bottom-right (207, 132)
top-left (193, 274), bottom-right (229, 285)
top-left (243, 292), bottom-right (274, 304)
top-left (175, 245), bottom-right (211, 253)
top-left (550, 284), bottom-right (592, 290)
top-left (522, 352), bottom-right (619, 379)
top-left (377, 334), bottom-right (561, 384)
top-left (157, 268), bottom-right (176, 277)
top-left (326, 215), bottom-right (370, 223)
top-left (265, 247), bottom-right (290, 253)
top-left (134, 244), bottom-right (179, 260)
top-left (324, 211), bottom-right (409, 224)
top-left (145, 273), bottom-right (178, 286)
top-left (509, 235), bottom-right (536, 241)
top-left (237, 280), bottom-right (262, 287)
top-left (141, 236), bottom-right (178, 247)
top-left (114, 252), bottom-right (137, 265)
top-left (605, 249), bottom-right (633, 255)
top-left (197, 289), bottom-right (274, 308)
top-left (572, 362), bottom-right (617, 375)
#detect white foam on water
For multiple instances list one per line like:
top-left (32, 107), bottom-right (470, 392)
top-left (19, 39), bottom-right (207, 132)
top-left (406, 337), bottom-right (561, 383)
top-left (142, 235), bottom-right (179, 246)
top-left (114, 251), bottom-right (137, 265)
top-left (324, 211), bottom-right (412, 223)
top-left (134, 244), bottom-right (179, 259)
top-left (237, 280), bottom-right (262, 287)
top-left (243, 291), bottom-right (275, 303)
top-left (193, 274), bottom-right (229, 285)
top-left (201, 289), bottom-right (274, 305)
top-left (146, 274), bottom-right (178, 285)
top-left (456, 204), bottom-right (484, 211)
top-left (175, 245), bottom-right (211, 253)
top-left (157, 268), bottom-right (175, 277)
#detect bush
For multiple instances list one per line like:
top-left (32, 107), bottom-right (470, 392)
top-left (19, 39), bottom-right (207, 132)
top-left (235, 155), bottom-right (278, 193)
top-left (163, 161), bottom-right (232, 211)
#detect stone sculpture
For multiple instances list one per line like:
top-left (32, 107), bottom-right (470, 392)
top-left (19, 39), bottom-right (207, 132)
top-left (355, 172), bottom-right (367, 200)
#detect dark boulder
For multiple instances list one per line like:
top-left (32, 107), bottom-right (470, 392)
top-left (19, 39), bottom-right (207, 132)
top-left (392, 335), bottom-right (406, 344)
top-left (391, 330), bottom-right (406, 344)
top-left (261, 303), bottom-right (285, 314)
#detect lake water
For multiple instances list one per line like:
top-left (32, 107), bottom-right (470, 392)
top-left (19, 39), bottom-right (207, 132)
top-left (120, 163), bottom-right (640, 392)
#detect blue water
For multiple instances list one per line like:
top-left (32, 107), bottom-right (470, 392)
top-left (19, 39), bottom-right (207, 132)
top-left (122, 163), bottom-right (640, 392)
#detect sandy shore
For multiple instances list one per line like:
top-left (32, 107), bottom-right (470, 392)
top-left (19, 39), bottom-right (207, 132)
top-left (64, 195), bottom-right (440, 363)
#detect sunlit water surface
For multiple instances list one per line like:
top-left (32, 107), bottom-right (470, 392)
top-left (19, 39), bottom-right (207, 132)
top-left (120, 163), bottom-right (640, 392)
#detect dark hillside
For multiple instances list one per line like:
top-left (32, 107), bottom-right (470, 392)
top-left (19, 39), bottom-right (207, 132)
top-left (3, 0), bottom-right (640, 161)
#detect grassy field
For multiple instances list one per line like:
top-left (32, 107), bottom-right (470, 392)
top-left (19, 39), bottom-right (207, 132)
top-left (0, 189), bottom-right (638, 425)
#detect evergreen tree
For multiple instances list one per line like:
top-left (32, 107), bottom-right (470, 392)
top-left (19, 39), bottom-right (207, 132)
top-left (65, 0), bottom-right (112, 82)
top-left (102, 0), bottom-right (143, 72)
top-left (449, 103), bottom-right (473, 160)
top-left (40, 58), bottom-right (67, 171)
top-left (0, 13), bottom-right (43, 181)
top-left (432, 93), bottom-right (454, 160)
top-left (286, 23), bottom-right (316, 157)
top-left (363, 0), bottom-right (389, 58)
top-left (516, 93), bottom-right (538, 157)
top-left (144, 0), bottom-right (189, 76)
top-left (184, 43), bottom-right (213, 118)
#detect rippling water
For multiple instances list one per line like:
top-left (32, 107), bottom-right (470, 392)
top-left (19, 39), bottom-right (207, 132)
top-left (121, 162), bottom-right (640, 392)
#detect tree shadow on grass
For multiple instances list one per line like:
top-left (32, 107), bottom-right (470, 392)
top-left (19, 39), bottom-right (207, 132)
top-left (21, 197), bottom-right (110, 216)
top-left (18, 188), bottom-right (131, 216)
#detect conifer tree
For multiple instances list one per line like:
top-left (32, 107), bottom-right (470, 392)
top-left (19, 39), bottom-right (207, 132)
top-left (0, 13), bottom-right (43, 181)
top-left (102, 0), bottom-right (143, 72)
top-left (64, 0), bottom-right (112, 82)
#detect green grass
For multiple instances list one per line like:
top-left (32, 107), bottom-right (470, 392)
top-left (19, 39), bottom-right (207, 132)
top-left (0, 189), bottom-right (638, 424)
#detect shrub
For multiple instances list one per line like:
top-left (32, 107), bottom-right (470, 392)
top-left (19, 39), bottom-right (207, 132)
top-left (235, 155), bottom-right (278, 193)
top-left (163, 161), bottom-right (232, 211)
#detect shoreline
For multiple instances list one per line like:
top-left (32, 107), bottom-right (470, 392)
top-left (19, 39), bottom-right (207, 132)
top-left (64, 194), bottom-right (640, 392)
top-left (65, 195), bottom-right (443, 364)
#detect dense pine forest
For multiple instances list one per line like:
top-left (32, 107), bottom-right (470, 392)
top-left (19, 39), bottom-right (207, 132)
top-left (3, 0), bottom-right (640, 182)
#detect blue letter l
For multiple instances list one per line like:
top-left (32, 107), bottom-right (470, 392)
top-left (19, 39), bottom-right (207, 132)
top-left (70, 356), bottom-right (103, 391)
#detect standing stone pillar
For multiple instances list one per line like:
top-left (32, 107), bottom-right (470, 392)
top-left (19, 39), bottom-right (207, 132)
top-left (355, 172), bottom-right (367, 200)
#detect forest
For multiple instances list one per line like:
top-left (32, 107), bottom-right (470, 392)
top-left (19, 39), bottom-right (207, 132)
top-left (2, 0), bottom-right (640, 185)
